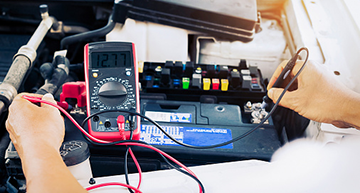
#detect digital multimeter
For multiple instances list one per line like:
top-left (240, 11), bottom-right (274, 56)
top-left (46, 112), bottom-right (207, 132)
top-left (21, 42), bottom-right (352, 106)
top-left (84, 42), bottom-right (140, 141)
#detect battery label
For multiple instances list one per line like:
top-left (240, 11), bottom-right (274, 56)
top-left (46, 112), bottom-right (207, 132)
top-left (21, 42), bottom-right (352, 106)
top-left (144, 111), bottom-right (192, 123)
top-left (140, 125), bottom-right (233, 149)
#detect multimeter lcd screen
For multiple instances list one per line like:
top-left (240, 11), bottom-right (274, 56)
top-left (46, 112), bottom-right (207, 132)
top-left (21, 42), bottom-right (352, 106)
top-left (91, 51), bottom-right (131, 68)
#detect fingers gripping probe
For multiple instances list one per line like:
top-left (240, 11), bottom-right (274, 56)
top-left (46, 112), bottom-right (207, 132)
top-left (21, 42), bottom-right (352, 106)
top-left (262, 52), bottom-right (300, 109)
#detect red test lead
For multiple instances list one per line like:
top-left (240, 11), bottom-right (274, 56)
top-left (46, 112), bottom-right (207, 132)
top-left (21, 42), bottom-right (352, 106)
top-left (21, 95), bottom-right (203, 193)
top-left (23, 95), bottom-right (72, 110)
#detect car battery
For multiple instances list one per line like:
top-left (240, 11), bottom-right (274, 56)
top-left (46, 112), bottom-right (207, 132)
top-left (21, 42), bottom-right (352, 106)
top-left (138, 99), bottom-right (281, 163)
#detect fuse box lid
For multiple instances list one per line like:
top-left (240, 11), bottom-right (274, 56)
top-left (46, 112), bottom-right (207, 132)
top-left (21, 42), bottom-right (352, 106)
top-left (115, 0), bottom-right (259, 42)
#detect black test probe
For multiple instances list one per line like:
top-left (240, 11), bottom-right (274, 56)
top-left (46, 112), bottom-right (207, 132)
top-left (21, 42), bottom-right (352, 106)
top-left (262, 49), bottom-right (303, 110)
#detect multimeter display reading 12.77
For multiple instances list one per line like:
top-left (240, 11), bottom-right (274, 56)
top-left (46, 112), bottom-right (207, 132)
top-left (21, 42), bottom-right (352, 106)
top-left (91, 51), bottom-right (131, 68)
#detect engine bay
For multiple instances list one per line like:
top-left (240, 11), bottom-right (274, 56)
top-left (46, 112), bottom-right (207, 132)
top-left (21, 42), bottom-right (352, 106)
top-left (2, 0), bottom-right (357, 192)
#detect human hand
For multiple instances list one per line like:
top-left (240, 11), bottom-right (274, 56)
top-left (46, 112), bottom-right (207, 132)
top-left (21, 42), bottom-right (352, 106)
top-left (6, 93), bottom-right (65, 157)
top-left (267, 60), bottom-right (358, 128)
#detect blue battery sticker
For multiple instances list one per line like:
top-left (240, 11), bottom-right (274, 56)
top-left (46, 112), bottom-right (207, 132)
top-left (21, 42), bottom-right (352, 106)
top-left (140, 125), bottom-right (233, 149)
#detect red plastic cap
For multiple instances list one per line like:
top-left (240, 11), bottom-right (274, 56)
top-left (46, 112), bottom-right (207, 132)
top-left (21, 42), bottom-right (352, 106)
top-left (117, 115), bottom-right (125, 124)
top-left (60, 81), bottom-right (87, 107)
top-left (117, 115), bottom-right (126, 140)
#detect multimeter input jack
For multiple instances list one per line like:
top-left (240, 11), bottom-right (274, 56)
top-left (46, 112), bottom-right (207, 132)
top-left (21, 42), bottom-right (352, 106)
top-left (104, 121), bottom-right (111, 128)
top-left (93, 116), bottom-right (99, 122)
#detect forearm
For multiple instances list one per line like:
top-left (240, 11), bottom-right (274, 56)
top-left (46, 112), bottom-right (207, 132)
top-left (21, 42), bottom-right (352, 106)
top-left (20, 140), bottom-right (87, 193)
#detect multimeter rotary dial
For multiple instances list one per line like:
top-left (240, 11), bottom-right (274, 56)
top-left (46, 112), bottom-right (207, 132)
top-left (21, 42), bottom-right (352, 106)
top-left (98, 81), bottom-right (127, 106)
top-left (91, 77), bottom-right (136, 110)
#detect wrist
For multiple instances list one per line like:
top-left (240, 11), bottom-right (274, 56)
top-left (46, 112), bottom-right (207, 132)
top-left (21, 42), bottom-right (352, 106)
top-left (338, 90), bottom-right (360, 129)
top-left (17, 138), bottom-right (61, 159)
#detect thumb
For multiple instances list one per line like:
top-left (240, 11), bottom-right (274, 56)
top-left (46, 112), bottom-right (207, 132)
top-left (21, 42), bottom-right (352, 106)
top-left (41, 93), bottom-right (57, 109)
top-left (268, 88), bottom-right (294, 109)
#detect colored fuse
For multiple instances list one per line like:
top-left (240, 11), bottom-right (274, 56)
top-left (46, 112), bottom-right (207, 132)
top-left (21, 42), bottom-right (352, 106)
top-left (212, 78), bottom-right (220, 90)
top-left (145, 75), bottom-right (153, 88)
top-left (203, 78), bottom-right (211, 90)
top-left (138, 61), bottom-right (144, 73)
top-left (251, 77), bottom-right (261, 91)
top-left (221, 79), bottom-right (229, 91)
top-left (192, 73), bottom-right (202, 89)
top-left (145, 75), bottom-right (152, 81)
top-left (182, 77), bottom-right (190, 89)
top-left (173, 79), bottom-right (180, 87)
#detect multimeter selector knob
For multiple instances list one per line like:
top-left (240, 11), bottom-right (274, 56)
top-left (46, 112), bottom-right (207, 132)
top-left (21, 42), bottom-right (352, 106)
top-left (98, 81), bottom-right (127, 106)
